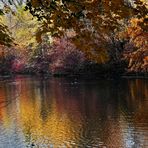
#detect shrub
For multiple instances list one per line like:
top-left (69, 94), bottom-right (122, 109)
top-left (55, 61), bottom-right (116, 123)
top-left (49, 37), bottom-right (86, 75)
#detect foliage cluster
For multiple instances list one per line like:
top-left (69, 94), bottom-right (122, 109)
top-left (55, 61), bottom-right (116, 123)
top-left (123, 18), bottom-right (148, 73)
top-left (0, 0), bottom-right (148, 76)
top-left (49, 37), bottom-right (86, 75)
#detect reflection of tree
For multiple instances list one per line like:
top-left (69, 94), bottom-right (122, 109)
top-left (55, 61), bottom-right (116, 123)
top-left (39, 80), bottom-right (52, 122)
top-left (49, 79), bottom-right (124, 147)
top-left (117, 79), bottom-right (148, 148)
top-left (118, 79), bottom-right (148, 118)
top-left (0, 80), bottom-right (21, 121)
top-left (0, 78), bottom-right (148, 147)
top-left (0, 82), bottom-right (6, 120)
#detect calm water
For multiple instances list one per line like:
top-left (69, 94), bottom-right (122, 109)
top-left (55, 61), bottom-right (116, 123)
top-left (0, 76), bottom-right (148, 148)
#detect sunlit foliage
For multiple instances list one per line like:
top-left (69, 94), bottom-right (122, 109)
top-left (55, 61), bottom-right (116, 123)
top-left (0, 0), bottom-right (27, 46)
top-left (0, 5), bottom-right (40, 74)
top-left (123, 18), bottom-right (148, 73)
top-left (0, 23), bottom-right (13, 46)
top-left (0, 0), bottom-right (148, 75)
top-left (25, 0), bottom-right (147, 63)
top-left (1, 7), bottom-right (39, 48)
top-left (0, 11), bottom-right (13, 46)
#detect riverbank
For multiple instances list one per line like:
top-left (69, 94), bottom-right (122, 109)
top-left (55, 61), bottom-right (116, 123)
top-left (1, 71), bottom-right (148, 82)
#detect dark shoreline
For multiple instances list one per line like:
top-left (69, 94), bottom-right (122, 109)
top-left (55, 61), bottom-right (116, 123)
top-left (0, 72), bottom-right (148, 81)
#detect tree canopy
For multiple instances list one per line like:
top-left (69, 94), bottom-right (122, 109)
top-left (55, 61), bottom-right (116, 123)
top-left (0, 0), bottom-right (28, 46)
top-left (24, 0), bottom-right (147, 63)
top-left (0, 0), bottom-right (147, 75)
top-left (25, 0), bottom-right (147, 36)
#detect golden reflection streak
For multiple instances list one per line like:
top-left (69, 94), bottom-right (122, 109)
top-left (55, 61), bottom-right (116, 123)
top-left (0, 78), bottom-right (148, 147)
top-left (0, 83), bottom-right (14, 128)
top-left (18, 81), bottom-right (82, 147)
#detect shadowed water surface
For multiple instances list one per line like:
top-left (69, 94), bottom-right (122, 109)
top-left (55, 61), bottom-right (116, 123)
top-left (0, 76), bottom-right (148, 148)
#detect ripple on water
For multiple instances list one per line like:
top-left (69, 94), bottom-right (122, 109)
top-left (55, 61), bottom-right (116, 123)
top-left (0, 77), bottom-right (148, 147)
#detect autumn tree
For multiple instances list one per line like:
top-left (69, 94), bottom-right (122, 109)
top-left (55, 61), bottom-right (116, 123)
top-left (123, 18), bottom-right (148, 73)
top-left (25, 0), bottom-right (147, 63)
top-left (0, 1), bottom-right (41, 74)
top-left (0, 9), bottom-right (13, 75)
top-left (0, 10), bottom-right (13, 47)
top-left (0, 0), bottom-right (26, 53)
top-left (0, 0), bottom-right (28, 46)
top-left (49, 36), bottom-right (86, 75)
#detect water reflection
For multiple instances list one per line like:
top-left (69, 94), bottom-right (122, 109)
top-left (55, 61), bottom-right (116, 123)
top-left (0, 77), bottom-right (148, 147)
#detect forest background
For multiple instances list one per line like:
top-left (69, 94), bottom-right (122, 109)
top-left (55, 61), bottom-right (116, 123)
top-left (0, 0), bottom-right (148, 78)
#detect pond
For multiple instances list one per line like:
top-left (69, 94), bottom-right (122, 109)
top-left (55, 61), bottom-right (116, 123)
top-left (0, 76), bottom-right (148, 148)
